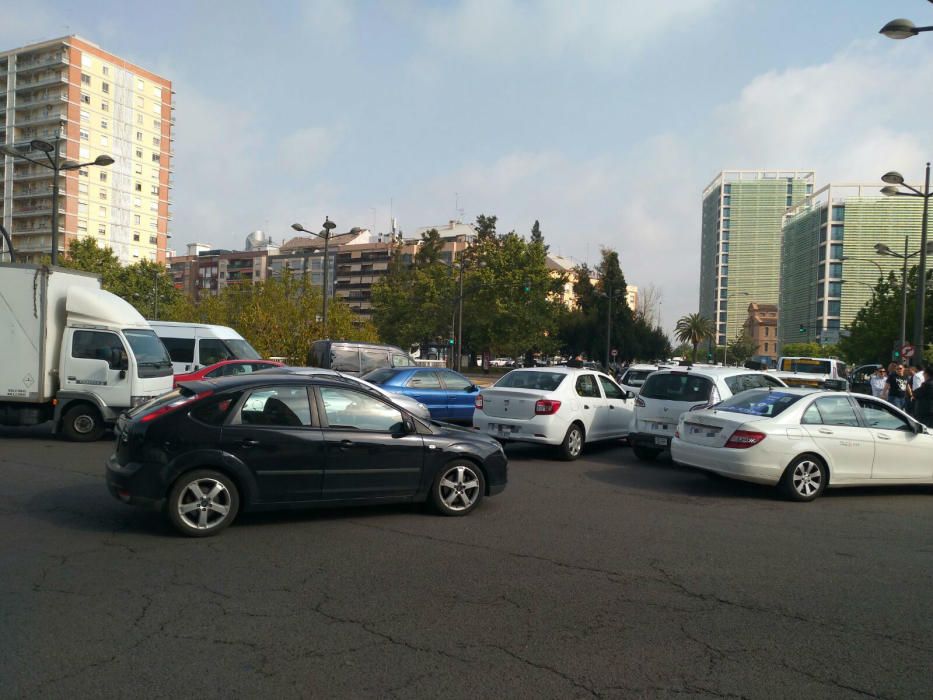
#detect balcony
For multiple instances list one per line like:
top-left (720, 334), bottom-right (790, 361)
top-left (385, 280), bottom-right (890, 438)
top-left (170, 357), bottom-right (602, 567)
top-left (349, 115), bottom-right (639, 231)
top-left (11, 205), bottom-right (64, 218)
top-left (15, 92), bottom-right (68, 107)
top-left (14, 54), bottom-right (67, 74)
top-left (13, 111), bottom-right (67, 127)
top-left (15, 73), bottom-right (68, 92)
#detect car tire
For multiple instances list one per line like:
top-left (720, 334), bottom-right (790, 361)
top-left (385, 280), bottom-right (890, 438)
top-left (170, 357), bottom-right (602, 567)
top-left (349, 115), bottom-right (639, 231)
top-left (61, 403), bottom-right (106, 442)
top-left (632, 445), bottom-right (661, 461)
top-left (167, 470), bottom-right (240, 537)
top-left (431, 461), bottom-right (485, 516)
top-left (558, 423), bottom-right (585, 461)
top-left (779, 454), bottom-right (827, 502)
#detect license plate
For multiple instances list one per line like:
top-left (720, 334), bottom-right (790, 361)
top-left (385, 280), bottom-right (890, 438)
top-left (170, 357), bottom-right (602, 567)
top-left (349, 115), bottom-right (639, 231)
top-left (497, 424), bottom-right (513, 434)
top-left (654, 437), bottom-right (668, 447)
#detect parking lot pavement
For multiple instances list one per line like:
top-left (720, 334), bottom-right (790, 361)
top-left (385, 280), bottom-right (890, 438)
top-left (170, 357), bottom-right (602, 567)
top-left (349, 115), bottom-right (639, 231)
top-left (2, 430), bottom-right (933, 698)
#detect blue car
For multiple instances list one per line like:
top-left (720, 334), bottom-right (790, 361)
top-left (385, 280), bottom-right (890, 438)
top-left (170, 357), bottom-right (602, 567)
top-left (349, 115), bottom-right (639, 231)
top-left (362, 367), bottom-right (479, 423)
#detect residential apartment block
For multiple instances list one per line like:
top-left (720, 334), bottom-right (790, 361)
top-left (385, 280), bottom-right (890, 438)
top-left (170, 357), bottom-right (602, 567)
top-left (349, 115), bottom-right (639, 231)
top-left (778, 183), bottom-right (932, 347)
top-left (0, 36), bottom-right (173, 263)
top-left (699, 170), bottom-right (814, 347)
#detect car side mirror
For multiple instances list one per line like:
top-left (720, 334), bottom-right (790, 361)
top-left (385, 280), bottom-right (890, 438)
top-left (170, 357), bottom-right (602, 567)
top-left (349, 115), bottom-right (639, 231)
top-left (625, 391), bottom-right (635, 400)
top-left (467, 384), bottom-right (479, 393)
top-left (118, 369), bottom-right (127, 380)
top-left (401, 417), bottom-right (416, 435)
top-left (913, 421), bottom-right (924, 435)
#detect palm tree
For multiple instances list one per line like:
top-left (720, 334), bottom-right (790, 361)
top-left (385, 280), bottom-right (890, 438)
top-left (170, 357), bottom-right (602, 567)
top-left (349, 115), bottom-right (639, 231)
top-left (674, 313), bottom-right (716, 363)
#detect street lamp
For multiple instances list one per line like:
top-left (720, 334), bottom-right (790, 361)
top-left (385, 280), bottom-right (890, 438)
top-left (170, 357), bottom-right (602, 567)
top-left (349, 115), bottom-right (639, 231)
top-left (0, 138), bottom-right (113, 265)
top-left (597, 285), bottom-right (625, 371)
top-left (439, 251), bottom-right (483, 370)
top-left (874, 237), bottom-right (933, 362)
top-left (291, 217), bottom-right (337, 334)
top-left (880, 164), bottom-right (932, 363)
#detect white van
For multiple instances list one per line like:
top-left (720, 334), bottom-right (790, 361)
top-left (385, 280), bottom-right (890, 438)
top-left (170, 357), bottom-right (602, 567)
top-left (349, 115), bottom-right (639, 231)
top-left (148, 321), bottom-right (262, 374)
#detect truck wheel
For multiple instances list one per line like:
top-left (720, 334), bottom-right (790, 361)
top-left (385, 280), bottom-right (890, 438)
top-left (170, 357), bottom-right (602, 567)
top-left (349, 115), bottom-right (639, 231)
top-left (61, 404), bottom-right (105, 442)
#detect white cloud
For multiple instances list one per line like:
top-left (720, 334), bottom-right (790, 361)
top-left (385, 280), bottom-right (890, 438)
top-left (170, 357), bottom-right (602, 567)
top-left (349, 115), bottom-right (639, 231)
top-left (408, 0), bottom-right (726, 66)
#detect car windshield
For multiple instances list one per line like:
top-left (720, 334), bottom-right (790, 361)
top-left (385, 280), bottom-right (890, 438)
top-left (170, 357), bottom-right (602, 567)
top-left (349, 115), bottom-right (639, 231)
top-left (123, 329), bottom-right (171, 365)
top-left (624, 370), bottom-right (653, 385)
top-left (223, 338), bottom-right (261, 360)
top-left (640, 373), bottom-right (712, 402)
top-left (780, 359), bottom-right (831, 375)
top-left (362, 368), bottom-right (398, 384)
top-left (714, 389), bottom-right (804, 417)
top-left (724, 373), bottom-right (781, 394)
top-left (495, 371), bottom-right (566, 391)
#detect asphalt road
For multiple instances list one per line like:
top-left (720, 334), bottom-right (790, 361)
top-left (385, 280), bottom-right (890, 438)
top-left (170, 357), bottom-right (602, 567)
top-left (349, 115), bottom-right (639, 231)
top-left (2, 427), bottom-right (933, 699)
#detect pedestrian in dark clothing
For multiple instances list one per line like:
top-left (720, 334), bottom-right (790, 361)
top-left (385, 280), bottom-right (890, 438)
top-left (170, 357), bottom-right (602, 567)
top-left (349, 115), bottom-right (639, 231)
top-left (566, 353), bottom-right (584, 368)
top-left (913, 365), bottom-right (933, 428)
top-left (882, 362), bottom-right (908, 410)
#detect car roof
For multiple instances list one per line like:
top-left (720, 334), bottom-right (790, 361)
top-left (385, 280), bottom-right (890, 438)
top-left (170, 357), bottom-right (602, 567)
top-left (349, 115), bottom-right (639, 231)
top-left (652, 366), bottom-right (772, 378)
top-left (626, 364), bottom-right (666, 371)
top-left (504, 366), bottom-right (610, 376)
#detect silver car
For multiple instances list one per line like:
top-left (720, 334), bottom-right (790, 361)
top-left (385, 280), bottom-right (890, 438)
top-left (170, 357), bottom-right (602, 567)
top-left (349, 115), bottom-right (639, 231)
top-left (253, 366), bottom-right (432, 421)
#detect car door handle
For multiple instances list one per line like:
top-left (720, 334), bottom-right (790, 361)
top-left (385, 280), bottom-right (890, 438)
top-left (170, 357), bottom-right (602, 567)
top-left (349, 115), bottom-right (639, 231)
top-left (817, 428), bottom-right (833, 435)
top-left (876, 433), bottom-right (891, 440)
top-left (584, 405), bottom-right (590, 410)
top-left (609, 405), bottom-right (615, 410)
top-left (240, 439), bottom-right (260, 448)
top-left (339, 439), bottom-right (354, 449)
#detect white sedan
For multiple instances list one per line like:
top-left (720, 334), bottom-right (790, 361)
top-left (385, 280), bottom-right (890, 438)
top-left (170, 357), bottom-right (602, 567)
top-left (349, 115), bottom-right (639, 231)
top-left (671, 388), bottom-right (933, 501)
top-left (473, 367), bottom-right (635, 460)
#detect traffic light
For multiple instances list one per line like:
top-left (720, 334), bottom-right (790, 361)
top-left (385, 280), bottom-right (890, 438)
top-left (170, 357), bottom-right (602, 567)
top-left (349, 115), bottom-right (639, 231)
top-left (706, 352), bottom-right (713, 361)
top-left (523, 279), bottom-right (531, 293)
top-left (799, 324), bottom-right (806, 334)
top-left (892, 339), bottom-right (900, 361)
top-left (449, 338), bottom-right (455, 345)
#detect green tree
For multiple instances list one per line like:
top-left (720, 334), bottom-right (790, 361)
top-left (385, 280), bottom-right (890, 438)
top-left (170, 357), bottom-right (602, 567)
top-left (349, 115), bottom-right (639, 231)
top-left (530, 220), bottom-right (546, 250)
top-left (674, 313), bottom-right (716, 363)
top-left (727, 331), bottom-right (759, 365)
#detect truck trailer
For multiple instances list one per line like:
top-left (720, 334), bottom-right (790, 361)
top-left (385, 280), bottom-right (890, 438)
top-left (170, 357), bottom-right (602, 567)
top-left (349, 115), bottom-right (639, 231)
top-left (0, 264), bottom-right (174, 440)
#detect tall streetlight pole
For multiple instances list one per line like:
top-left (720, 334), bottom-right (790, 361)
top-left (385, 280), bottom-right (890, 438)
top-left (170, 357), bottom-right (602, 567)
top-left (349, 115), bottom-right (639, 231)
top-left (881, 164), bottom-right (932, 363)
top-left (874, 238), bottom-right (933, 362)
top-left (0, 137), bottom-right (114, 265)
top-left (292, 217), bottom-right (337, 335)
top-left (598, 285), bottom-right (624, 371)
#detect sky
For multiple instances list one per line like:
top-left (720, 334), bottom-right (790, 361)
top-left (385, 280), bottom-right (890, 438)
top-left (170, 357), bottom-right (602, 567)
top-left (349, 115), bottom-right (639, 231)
top-left (4, 0), bottom-right (933, 335)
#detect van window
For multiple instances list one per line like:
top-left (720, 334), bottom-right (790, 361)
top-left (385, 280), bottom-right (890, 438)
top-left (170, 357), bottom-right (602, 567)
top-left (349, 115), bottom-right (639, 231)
top-left (392, 354), bottom-right (415, 367)
top-left (640, 373), bottom-right (712, 402)
top-left (330, 346), bottom-right (360, 373)
top-left (308, 341), bottom-right (327, 367)
top-left (161, 336), bottom-right (194, 363)
top-left (223, 338), bottom-right (260, 360)
top-left (360, 348), bottom-right (389, 374)
top-left (72, 330), bottom-right (126, 369)
top-left (199, 338), bottom-right (234, 366)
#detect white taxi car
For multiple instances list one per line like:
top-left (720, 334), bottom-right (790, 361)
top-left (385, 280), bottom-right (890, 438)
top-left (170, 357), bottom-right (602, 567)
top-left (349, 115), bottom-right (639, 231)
top-left (618, 363), bottom-right (667, 395)
top-left (671, 388), bottom-right (933, 501)
top-left (473, 367), bottom-right (635, 460)
top-left (630, 366), bottom-right (787, 460)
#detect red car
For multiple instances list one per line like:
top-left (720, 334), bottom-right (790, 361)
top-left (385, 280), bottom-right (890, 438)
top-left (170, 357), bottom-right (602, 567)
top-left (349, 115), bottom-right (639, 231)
top-left (173, 359), bottom-right (285, 387)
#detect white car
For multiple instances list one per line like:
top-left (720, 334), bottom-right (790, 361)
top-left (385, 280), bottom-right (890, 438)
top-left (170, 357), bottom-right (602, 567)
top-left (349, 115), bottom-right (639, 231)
top-left (618, 363), bottom-right (667, 394)
top-left (630, 366), bottom-right (787, 461)
top-left (671, 388), bottom-right (933, 501)
top-left (473, 367), bottom-right (635, 460)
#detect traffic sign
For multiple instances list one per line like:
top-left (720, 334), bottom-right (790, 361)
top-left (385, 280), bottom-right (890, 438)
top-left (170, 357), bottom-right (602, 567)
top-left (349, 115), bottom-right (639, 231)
top-left (611, 349), bottom-right (618, 357)
top-left (901, 343), bottom-right (915, 359)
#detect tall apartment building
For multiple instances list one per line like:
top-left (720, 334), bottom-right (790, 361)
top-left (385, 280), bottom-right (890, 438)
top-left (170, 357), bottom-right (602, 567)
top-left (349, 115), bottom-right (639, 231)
top-left (778, 183), bottom-right (931, 348)
top-left (0, 36), bottom-right (173, 263)
top-left (699, 170), bottom-right (814, 347)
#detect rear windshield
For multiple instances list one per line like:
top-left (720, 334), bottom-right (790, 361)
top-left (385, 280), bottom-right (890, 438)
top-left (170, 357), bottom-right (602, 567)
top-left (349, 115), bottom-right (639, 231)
top-left (714, 390), bottom-right (804, 417)
top-left (640, 373), bottom-right (712, 402)
top-left (495, 371), bottom-right (566, 391)
top-left (623, 370), bottom-right (653, 386)
top-left (362, 368), bottom-right (397, 384)
top-left (724, 373), bottom-right (783, 394)
top-left (780, 358), bottom-right (831, 375)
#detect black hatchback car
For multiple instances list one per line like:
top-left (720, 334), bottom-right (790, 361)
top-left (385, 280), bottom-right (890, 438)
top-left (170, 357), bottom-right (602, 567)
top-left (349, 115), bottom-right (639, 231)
top-left (106, 375), bottom-right (508, 537)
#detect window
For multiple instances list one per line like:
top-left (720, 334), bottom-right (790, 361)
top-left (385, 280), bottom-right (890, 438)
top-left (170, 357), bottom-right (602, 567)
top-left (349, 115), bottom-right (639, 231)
top-left (80, 110), bottom-right (89, 122)
top-left (832, 206), bottom-right (845, 222)
top-left (496, 371), bottom-right (566, 391)
top-left (100, 135), bottom-right (108, 146)
top-left (133, 215), bottom-right (141, 225)
top-left (152, 137), bottom-right (160, 147)
top-left (319, 387), bottom-right (403, 432)
top-left (828, 281), bottom-right (842, 297)
top-left (328, 347), bottom-right (360, 372)
top-left (135, 183), bottom-right (142, 192)
top-left (359, 349), bottom-right (388, 374)
top-left (161, 337), bottom-right (195, 363)
top-left (137, 131), bottom-right (143, 141)
top-left (98, 224), bottom-right (106, 235)
top-left (640, 373), bottom-right (713, 403)
top-left (101, 101), bottom-right (109, 112)
top-left (575, 374), bottom-right (601, 398)
top-left (102, 65), bottom-right (109, 76)
top-left (135, 163), bottom-right (143, 175)
top-left (81, 93), bottom-right (90, 104)
top-left (137, 114), bottom-right (144, 125)
top-left (392, 354), bottom-right (415, 367)
top-left (236, 387), bottom-right (312, 428)
top-left (133, 233), bottom-right (140, 241)
top-left (831, 226), bottom-right (844, 242)
top-left (190, 394), bottom-right (241, 426)
top-left (98, 206), bottom-right (106, 217)
top-left (149, 235), bottom-right (157, 245)
top-left (828, 301), bottom-right (841, 316)
top-left (724, 374), bottom-right (780, 394)
top-left (99, 191), bottom-right (107, 201)
top-left (100, 118), bottom-right (108, 129)
top-left (715, 390), bottom-right (803, 417)
top-left (78, 203), bottom-right (88, 215)
top-left (598, 376), bottom-right (625, 400)
top-left (77, 219), bottom-right (87, 232)
top-left (71, 330), bottom-right (125, 369)
top-left (764, 342), bottom-right (769, 352)
top-left (80, 129), bottom-right (89, 141)
top-left (137, 79), bottom-right (145, 90)
top-left (135, 148), bottom-right (143, 159)
top-left (136, 96), bottom-right (144, 107)
top-left (80, 73), bottom-right (90, 85)
top-left (786, 196), bottom-right (793, 206)
top-left (152, 86), bottom-right (161, 98)
top-left (856, 398), bottom-right (911, 431)
top-left (802, 397), bottom-right (859, 427)
top-left (152, 154), bottom-right (160, 163)
top-left (440, 370), bottom-right (473, 392)
top-left (153, 119), bottom-right (161, 130)
top-left (81, 55), bottom-right (91, 67)
top-left (102, 82), bottom-right (109, 94)
top-left (99, 172), bottom-right (108, 183)
top-left (407, 370), bottom-right (442, 389)
top-left (151, 185), bottom-right (159, 196)
top-left (199, 339), bottom-right (235, 366)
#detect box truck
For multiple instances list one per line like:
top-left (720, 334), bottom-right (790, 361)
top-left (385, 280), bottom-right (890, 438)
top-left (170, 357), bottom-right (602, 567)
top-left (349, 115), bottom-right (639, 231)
top-left (0, 264), bottom-right (174, 441)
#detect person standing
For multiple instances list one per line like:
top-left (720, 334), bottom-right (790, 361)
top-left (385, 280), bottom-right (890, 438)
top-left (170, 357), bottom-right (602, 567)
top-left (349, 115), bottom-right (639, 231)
top-left (913, 365), bottom-right (933, 427)
top-left (869, 367), bottom-right (887, 398)
top-left (882, 362), bottom-right (908, 409)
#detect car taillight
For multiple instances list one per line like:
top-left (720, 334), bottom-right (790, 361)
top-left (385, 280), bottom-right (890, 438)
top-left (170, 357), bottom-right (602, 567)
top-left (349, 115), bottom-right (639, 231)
top-left (140, 391), bottom-right (213, 423)
top-left (635, 397), bottom-right (646, 408)
top-left (474, 394), bottom-right (484, 410)
top-left (534, 399), bottom-right (561, 415)
top-left (724, 430), bottom-right (766, 449)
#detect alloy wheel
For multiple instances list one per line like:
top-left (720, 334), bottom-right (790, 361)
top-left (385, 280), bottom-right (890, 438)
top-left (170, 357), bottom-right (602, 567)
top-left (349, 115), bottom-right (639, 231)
top-left (567, 428), bottom-right (582, 457)
top-left (792, 460), bottom-right (822, 498)
top-left (438, 465), bottom-right (481, 512)
top-left (176, 478), bottom-right (232, 530)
